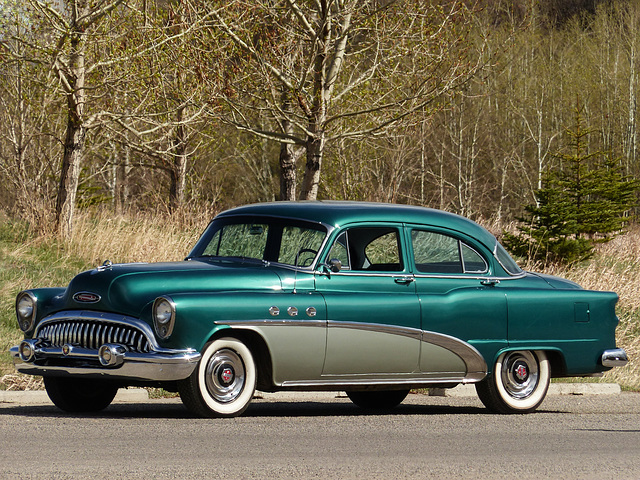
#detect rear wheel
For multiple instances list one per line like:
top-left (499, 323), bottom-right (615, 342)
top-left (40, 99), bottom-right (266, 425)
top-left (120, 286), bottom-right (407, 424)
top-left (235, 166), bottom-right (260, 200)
top-left (346, 390), bottom-right (410, 410)
top-left (476, 350), bottom-right (550, 414)
top-left (178, 337), bottom-right (257, 418)
top-left (44, 377), bottom-right (118, 413)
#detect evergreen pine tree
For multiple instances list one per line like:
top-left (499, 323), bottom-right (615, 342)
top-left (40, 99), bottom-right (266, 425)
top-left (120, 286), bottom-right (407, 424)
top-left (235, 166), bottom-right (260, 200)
top-left (504, 105), bottom-right (639, 265)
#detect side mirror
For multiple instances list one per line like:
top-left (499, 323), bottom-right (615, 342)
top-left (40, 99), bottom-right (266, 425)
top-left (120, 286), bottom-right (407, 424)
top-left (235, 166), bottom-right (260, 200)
top-left (319, 259), bottom-right (342, 277)
top-left (328, 258), bottom-right (342, 273)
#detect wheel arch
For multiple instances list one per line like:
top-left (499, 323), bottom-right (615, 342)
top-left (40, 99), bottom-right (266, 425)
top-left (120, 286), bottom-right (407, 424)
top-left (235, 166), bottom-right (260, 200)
top-left (208, 327), bottom-right (275, 391)
top-left (488, 347), bottom-right (566, 377)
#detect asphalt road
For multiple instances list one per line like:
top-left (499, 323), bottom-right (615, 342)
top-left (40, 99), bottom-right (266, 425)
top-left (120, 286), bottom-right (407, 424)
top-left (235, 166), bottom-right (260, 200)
top-left (1, 391), bottom-right (639, 479)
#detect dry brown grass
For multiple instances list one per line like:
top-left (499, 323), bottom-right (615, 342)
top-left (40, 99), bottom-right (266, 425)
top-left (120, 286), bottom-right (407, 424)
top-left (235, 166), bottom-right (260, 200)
top-left (65, 209), bottom-right (213, 265)
top-left (541, 227), bottom-right (640, 390)
top-left (0, 373), bottom-right (43, 391)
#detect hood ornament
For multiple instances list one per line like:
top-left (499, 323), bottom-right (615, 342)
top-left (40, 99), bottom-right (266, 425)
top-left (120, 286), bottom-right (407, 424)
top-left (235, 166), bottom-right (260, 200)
top-left (96, 259), bottom-right (113, 272)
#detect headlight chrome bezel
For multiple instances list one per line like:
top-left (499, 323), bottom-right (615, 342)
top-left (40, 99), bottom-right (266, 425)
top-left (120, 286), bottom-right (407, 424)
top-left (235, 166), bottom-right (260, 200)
top-left (16, 291), bottom-right (37, 333)
top-left (152, 296), bottom-right (176, 340)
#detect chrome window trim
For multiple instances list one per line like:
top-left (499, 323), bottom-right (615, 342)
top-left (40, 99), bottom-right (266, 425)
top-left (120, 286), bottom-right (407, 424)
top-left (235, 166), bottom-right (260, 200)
top-left (459, 242), bottom-right (489, 274)
top-left (493, 240), bottom-right (524, 276)
top-left (409, 228), bottom-right (490, 276)
top-left (412, 272), bottom-right (525, 281)
top-left (316, 271), bottom-right (413, 278)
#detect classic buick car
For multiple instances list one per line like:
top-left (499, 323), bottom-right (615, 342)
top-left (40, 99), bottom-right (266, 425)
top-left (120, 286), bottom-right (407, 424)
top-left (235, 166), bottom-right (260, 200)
top-left (11, 202), bottom-right (628, 416)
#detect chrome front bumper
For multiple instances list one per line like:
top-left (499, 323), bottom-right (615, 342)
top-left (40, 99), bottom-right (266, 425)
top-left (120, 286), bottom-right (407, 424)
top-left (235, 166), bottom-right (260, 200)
top-left (601, 348), bottom-right (629, 368)
top-left (11, 342), bottom-right (201, 382)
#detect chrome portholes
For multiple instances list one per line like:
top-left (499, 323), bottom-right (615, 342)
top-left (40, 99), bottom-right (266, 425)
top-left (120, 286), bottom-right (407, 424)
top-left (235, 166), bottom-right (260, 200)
top-left (266, 306), bottom-right (318, 318)
top-left (499, 351), bottom-right (539, 399)
top-left (204, 348), bottom-right (246, 404)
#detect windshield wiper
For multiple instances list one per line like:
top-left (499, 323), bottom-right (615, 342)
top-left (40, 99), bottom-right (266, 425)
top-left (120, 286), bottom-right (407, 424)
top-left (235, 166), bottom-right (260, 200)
top-left (194, 255), bottom-right (270, 266)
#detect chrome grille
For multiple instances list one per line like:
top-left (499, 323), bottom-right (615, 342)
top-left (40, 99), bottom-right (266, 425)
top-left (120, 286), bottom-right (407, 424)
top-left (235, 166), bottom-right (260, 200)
top-left (37, 320), bottom-right (151, 353)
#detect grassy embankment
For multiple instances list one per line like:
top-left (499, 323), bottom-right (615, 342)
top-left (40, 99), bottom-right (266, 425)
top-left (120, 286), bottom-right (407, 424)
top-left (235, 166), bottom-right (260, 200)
top-left (1, 211), bottom-right (638, 391)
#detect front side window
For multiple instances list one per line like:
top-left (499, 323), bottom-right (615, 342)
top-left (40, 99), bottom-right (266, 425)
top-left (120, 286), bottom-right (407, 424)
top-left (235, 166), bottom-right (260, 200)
top-left (412, 230), bottom-right (487, 274)
top-left (326, 227), bottom-right (403, 272)
top-left (278, 226), bottom-right (326, 267)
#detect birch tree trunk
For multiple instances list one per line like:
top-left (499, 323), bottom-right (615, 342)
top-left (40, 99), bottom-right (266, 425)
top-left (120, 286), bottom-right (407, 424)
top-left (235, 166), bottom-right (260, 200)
top-left (55, 19), bottom-right (87, 238)
top-left (279, 90), bottom-right (297, 201)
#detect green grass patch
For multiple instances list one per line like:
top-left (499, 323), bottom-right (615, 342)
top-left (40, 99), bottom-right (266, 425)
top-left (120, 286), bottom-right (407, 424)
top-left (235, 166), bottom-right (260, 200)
top-left (0, 220), bottom-right (93, 377)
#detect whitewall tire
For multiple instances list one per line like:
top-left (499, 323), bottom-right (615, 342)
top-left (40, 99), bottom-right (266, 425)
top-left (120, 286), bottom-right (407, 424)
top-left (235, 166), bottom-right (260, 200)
top-left (476, 350), bottom-right (550, 414)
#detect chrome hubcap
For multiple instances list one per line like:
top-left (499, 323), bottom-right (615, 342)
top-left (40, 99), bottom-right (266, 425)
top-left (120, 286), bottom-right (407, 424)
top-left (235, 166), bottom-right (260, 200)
top-left (500, 351), bottom-right (539, 399)
top-left (205, 348), bottom-right (245, 403)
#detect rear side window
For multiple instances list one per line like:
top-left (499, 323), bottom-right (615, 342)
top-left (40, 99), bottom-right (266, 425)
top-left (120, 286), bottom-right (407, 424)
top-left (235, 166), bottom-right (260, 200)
top-left (411, 230), bottom-right (487, 274)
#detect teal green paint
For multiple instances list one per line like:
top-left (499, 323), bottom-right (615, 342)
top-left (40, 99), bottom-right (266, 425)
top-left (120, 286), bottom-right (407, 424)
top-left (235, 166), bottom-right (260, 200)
top-left (16, 201), bottom-right (623, 389)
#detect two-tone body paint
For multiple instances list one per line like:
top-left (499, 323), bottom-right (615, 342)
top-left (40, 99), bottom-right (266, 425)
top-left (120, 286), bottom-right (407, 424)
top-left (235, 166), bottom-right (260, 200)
top-left (13, 202), bottom-right (624, 392)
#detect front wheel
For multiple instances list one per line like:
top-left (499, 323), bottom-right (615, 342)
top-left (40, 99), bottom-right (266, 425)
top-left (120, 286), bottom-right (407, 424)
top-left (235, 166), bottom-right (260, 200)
top-left (178, 337), bottom-right (257, 418)
top-left (346, 390), bottom-right (409, 410)
top-left (44, 377), bottom-right (118, 413)
top-left (476, 350), bottom-right (550, 414)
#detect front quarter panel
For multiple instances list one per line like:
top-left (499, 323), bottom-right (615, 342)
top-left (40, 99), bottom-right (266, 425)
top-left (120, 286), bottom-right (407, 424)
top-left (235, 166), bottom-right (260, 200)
top-left (163, 291), bottom-right (327, 384)
top-left (18, 288), bottom-right (66, 335)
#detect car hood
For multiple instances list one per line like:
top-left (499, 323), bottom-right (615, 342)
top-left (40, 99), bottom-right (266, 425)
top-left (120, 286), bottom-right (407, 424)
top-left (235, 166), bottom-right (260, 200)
top-left (60, 260), bottom-right (284, 317)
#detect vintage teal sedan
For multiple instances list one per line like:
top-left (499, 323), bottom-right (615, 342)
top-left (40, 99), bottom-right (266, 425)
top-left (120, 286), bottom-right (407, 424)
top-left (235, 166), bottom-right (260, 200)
top-left (11, 202), bottom-right (628, 416)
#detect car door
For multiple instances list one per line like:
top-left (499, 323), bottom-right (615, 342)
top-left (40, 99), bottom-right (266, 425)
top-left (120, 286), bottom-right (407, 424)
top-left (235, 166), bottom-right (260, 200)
top-left (409, 227), bottom-right (507, 380)
top-left (316, 225), bottom-right (421, 376)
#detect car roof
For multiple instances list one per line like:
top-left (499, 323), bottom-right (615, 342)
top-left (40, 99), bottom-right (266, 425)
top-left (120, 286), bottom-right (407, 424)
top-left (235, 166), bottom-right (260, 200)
top-left (217, 201), bottom-right (498, 250)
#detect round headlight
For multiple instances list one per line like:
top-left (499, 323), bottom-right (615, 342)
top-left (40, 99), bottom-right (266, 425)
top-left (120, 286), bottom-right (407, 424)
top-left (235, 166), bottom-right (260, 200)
top-left (16, 292), bottom-right (37, 332)
top-left (152, 296), bottom-right (175, 339)
top-left (155, 300), bottom-right (173, 325)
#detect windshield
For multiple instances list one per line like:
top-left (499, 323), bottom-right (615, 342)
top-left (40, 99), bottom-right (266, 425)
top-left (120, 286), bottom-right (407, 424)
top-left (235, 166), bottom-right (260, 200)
top-left (191, 216), bottom-right (327, 268)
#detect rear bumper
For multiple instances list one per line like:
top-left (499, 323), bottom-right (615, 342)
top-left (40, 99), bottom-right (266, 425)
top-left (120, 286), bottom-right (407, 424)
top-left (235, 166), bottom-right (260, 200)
top-left (11, 342), bottom-right (200, 382)
top-left (601, 348), bottom-right (629, 368)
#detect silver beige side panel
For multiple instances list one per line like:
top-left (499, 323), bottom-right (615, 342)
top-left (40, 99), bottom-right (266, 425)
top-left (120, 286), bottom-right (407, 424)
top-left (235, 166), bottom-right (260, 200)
top-left (217, 319), bottom-right (487, 387)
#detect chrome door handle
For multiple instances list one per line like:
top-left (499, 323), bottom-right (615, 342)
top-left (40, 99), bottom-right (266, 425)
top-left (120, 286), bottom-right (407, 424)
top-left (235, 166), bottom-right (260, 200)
top-left (394, 276), bottom-right (415, 285)
top-left (480, 279), bottom-right (500, 287)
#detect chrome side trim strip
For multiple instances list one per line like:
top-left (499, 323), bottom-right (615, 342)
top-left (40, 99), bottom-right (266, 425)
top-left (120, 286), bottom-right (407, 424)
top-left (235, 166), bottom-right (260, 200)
top-left (601, 348), bottom-right (628, 367)
top-left (326, 321), bottom-right (487, 377)
top-left (280, 374), bottom-right (480, 389)
top-left (421, 331), bottom-right (488, 376)
top-left (214, 319), bottom-right (326, 328)
top-left (327, 320), bottom-right (422, 341)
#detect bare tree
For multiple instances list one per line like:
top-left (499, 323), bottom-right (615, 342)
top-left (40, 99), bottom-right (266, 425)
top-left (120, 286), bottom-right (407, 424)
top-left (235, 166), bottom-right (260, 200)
top-left (208, 0), bottom-right (481, 200)
top-left (2, 0), bottom-right (129, 237)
